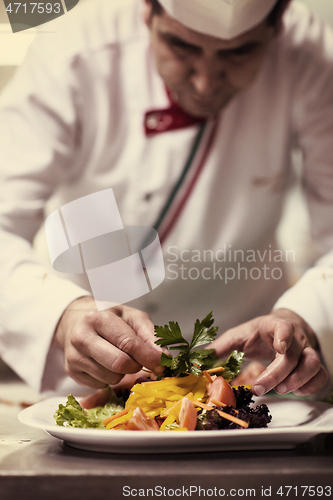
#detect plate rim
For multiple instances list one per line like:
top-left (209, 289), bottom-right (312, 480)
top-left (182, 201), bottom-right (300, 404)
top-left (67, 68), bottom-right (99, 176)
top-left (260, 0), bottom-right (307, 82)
top-left (18, 395), bottom-right (333, 441)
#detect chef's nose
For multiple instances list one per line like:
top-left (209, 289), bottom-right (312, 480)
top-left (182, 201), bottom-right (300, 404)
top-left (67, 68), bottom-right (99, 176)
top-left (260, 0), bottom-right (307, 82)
top-left (190, 57), bottom-right (225, 96)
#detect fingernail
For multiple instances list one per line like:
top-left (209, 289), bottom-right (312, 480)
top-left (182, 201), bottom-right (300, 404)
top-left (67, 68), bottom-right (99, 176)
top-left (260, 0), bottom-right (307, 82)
top-left (253, 385), bottom-right (266, 397)
top-left (279, 340), bottom-right (288, 353)
top-left (276, 384), bottom-right (288, 394)
top-left (293, 389), bottom-right (304, 396)
top-left (153, 365), bottom-right (165, 375)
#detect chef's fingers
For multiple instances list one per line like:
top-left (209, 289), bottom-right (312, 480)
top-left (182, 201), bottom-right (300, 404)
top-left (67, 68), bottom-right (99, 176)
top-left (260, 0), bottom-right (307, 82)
top-left (208, 317), bottom-right (257, 357)
top-left (111, 371), bottom-right (154, 393)
top-left (85, 309), bottom-right (164, 374)
top-left (210, 313), bottom-right (304, 359)
top-left (274, 347), bottom-right (328, 396)
top-left (69, 325), bottom-right (149, 375)
top-left (231, 361), bottom-right (266, 387)
top-left (66, 363), bottom-right (123, 389)
top-left (292, 365), bottom-right (328, 396)
top-left (65, 342), bottom-right (128, 385)
top-left (112, 305), bottom-right (158, 347)
top-left (209, 332), bottom-right (236, 357)
top-left (262, 316), bottom-right (294, 354)
top-left (252, 334), bottom-right (312, 396)
top-left (271, 308), bottom-right (319, 350)
top-left (67, 372), bottom-right (107, 389)
top-left (209, 317), bottom-right (276, 360)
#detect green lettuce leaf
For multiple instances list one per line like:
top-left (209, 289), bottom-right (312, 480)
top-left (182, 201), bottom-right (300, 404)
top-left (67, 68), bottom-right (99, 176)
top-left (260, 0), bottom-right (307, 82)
top-left (54, 394), bottom-right (124, 428)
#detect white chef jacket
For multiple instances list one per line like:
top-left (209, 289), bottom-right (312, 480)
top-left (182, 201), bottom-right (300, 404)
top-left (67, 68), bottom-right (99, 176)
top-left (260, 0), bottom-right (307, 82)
top-left (1, 0), bottom-right (333, 394)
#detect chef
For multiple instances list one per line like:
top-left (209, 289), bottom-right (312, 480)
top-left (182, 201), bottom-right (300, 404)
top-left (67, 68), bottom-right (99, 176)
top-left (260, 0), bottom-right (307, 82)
top-left (0, 0), bottom-right (332, 397)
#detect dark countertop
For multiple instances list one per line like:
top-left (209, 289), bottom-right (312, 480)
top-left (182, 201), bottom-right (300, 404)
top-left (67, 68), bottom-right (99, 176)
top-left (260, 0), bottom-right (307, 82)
top-left (1, 368), bottom-right (333, 500)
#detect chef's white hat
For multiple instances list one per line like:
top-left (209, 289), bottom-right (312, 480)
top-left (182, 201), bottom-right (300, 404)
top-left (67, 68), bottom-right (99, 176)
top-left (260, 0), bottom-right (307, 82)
top-left (158, 0), bottom-right (278, 39)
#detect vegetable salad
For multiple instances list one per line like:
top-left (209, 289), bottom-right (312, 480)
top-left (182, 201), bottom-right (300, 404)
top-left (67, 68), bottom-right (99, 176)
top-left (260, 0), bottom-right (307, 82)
top-left (54, 313), bottom-right (271, 431)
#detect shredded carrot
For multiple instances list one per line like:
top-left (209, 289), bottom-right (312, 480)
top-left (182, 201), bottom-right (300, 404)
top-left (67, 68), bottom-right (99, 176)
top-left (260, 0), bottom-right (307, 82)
top-left (103, 406), bottom-right (132, 426)
top-left (206, 366), bottom-right (225, 373)
top-left (209, 398), bottom-right (227, 408)
top-left (210, 398), bottom-right (239, 414)
top-left (202, 371), bottom-right (213, 383)
top-left (191, 400), bottom-right (213, 411)
top-left (161, 400), bottom-right (182, 417)
top-left (215, 409), bottom-right (248, 428)
top-left (110, 422), bottom-right (129, 430)
top-left (192, 399), bottom-right (248, 428)
top-left (106, 410), bottom-right (134, 429)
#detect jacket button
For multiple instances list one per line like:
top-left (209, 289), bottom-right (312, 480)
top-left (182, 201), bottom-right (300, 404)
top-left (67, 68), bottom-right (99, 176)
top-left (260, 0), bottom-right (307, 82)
top-left (144, 192), bottom-right (153, 202)
top-left (146, 113), bottom-right (159, 130)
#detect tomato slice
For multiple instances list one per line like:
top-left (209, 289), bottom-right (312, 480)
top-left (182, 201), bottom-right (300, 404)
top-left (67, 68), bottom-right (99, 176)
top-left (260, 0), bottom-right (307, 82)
top-left (79, 386), bottom-right (112, 410)
top-left (127, 407), bottom-right (160, 431)
top-left (208, 377), bottom-right (236, 407)
top-left (179, 397), bottom-right (197, 431)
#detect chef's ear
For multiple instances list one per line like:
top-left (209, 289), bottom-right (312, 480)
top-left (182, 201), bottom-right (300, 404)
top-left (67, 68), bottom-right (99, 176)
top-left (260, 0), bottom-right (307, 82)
top-left (143, 0), bottom-right (165, 27)
top-left (270, 0), bottom-right (292, 36)
top-left (143, 0), bottom-right (153, 28)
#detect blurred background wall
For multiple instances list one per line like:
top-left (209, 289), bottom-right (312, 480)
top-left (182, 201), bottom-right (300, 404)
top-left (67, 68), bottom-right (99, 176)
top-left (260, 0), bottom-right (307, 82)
top-left (0, 0), bottom-right (332, 284)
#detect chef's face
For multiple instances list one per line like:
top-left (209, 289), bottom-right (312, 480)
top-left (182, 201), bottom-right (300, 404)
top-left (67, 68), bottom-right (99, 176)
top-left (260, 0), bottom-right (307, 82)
top-left (144, 3), bottom-right (278, 117)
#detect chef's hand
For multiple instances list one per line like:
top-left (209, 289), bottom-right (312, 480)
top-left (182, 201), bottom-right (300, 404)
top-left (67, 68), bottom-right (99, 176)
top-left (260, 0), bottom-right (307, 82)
top-left (210, 308), bottom-right (328, 397)
top-left (52, 297), bottom-right (164, 389)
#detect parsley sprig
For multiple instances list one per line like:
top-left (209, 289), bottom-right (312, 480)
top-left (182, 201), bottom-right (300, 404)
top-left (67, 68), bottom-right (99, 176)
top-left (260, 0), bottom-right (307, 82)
top-left (154, 312), bottom-right (244, 379)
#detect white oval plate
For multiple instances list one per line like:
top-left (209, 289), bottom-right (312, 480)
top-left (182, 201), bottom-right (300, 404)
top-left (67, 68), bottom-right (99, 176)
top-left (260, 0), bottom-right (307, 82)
top-left (18, 396), bottom-right (333, 454)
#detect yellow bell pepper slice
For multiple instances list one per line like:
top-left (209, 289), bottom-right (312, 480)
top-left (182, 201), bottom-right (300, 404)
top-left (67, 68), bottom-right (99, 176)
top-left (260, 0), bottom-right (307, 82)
top-left (106, 410), bottom-right (134, 429)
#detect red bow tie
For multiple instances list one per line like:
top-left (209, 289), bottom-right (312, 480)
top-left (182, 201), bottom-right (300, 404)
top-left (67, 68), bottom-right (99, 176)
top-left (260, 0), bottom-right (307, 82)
top-left (144, 89), bottom-right (206, 136)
